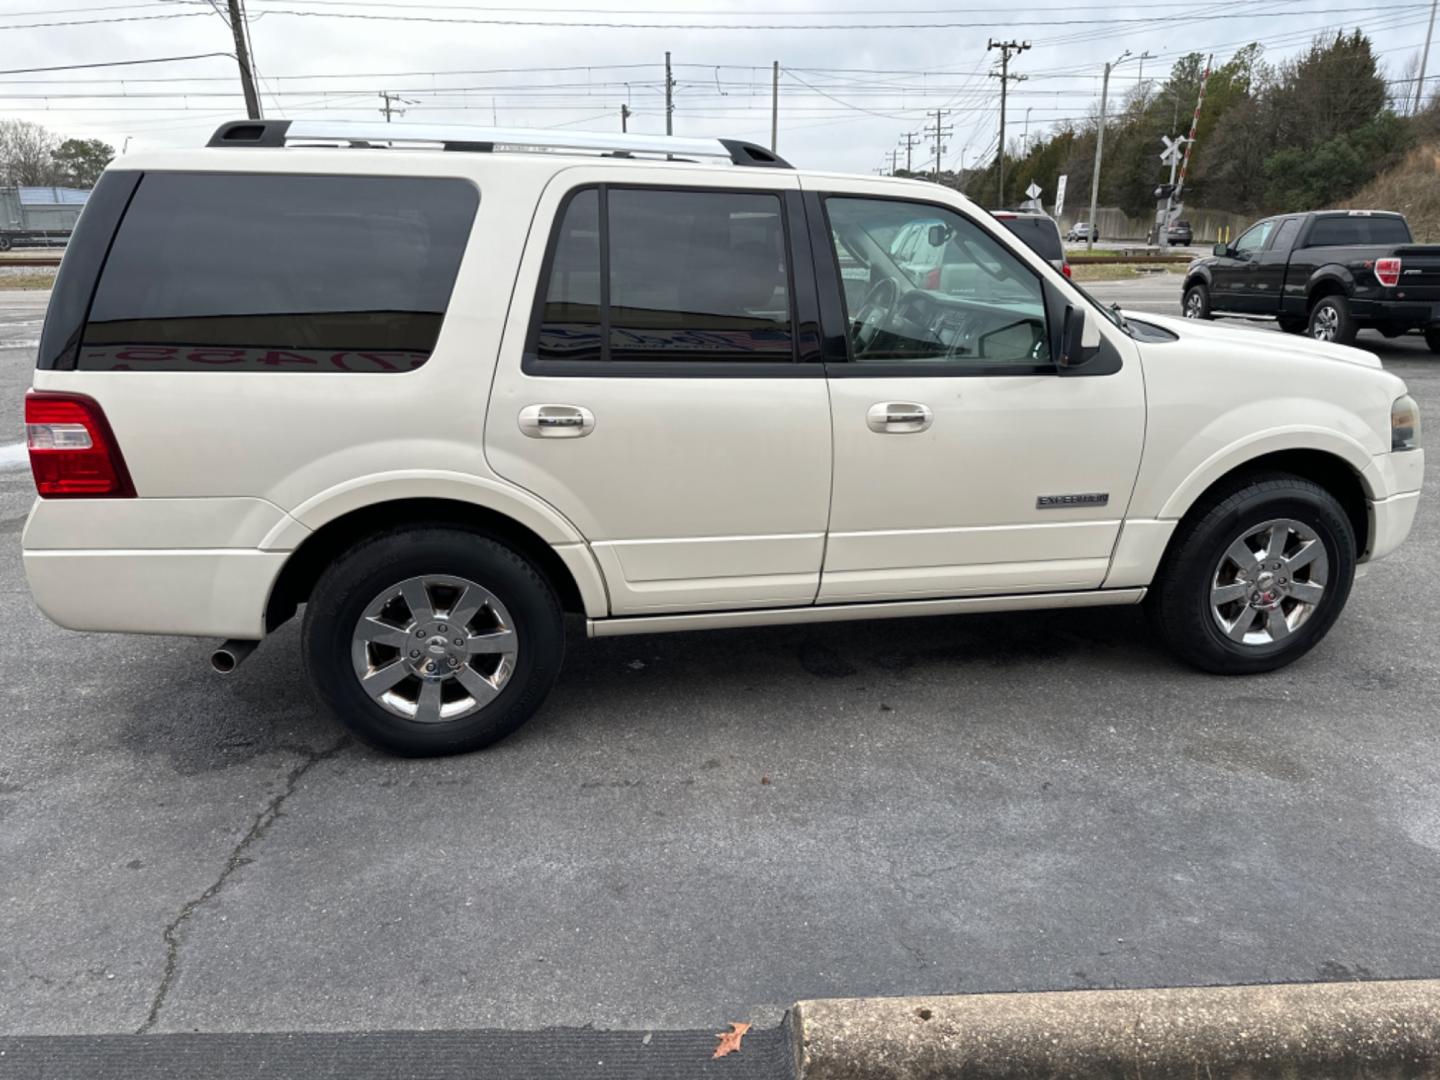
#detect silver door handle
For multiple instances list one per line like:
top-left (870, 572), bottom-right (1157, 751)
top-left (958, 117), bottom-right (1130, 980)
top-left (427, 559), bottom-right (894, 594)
top-left (519, 404), bottom-right (595, 438)
top-left (867, 402), bottom-right (933, 433)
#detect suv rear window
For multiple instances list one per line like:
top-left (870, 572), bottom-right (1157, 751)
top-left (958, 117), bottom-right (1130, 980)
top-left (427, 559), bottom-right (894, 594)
top-left (1304, 215), bottom-right (1411, 247)
top-left (994, 215), bottom-right (1064, 263)
top-left (78, 173), bottom-right (477, 372)
top-left (532, 185), bottom-right (794, 368)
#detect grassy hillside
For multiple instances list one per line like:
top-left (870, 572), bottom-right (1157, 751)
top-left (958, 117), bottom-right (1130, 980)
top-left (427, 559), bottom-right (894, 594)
top-left (1343, 145), bottom-right (1440, 243)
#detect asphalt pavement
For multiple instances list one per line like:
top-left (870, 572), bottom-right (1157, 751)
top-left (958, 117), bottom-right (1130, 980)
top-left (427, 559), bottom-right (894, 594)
top-left (2, 283), bottom-right (1438, 1053)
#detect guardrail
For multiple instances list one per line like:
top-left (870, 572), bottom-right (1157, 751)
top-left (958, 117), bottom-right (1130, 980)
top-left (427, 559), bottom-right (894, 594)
top-left (0, 255), bottom-right (61, 267)
top-left (1067, 252), bottom-right (1191, 265)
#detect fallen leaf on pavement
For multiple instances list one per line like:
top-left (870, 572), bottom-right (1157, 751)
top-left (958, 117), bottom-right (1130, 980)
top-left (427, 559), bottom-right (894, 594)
top-left (712, 1021), bottom-right (751, 1059)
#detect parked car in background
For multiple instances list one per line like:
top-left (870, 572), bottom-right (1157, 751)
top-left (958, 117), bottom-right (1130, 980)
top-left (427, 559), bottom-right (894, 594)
top-left (22, 120), bottom-right (1424, 756)
top-left (1166, 219), bottom-right (1193, 246)
top-left (1181, 210), bottom-right (1440, 349)
top-left (1067, 222), bottom-right (1099, 242)
top-left (992, 210), bottom-right (1071, 277)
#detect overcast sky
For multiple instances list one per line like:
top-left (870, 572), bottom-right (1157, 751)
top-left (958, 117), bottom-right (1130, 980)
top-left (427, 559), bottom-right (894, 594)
top-left (6, 0), bottom-right (1434, 181)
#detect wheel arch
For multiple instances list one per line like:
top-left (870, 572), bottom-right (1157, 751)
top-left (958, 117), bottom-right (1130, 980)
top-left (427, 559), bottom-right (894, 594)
top-left (1183, 268), bottom-right (1211, 294)
top-left (1305, 269), bottom-right (1353, 308)
top-left (1157, 447), bottom-right (1371, 568)
top-left (265, 496), bottom-right (608, 632)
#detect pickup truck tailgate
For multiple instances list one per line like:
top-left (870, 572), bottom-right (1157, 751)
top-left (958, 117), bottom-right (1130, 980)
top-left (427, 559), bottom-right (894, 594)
top-left (1393, 245), bottom-right (1440, 301)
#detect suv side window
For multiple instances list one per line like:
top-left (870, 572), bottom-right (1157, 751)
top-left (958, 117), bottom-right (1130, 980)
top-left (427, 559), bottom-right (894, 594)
top-left (531, 185), bottom-right (795, 368)
top-left (81, 173), bottom-right (477, 372)
top-left (824, 196), bottom-right (1050, 372)
top-left (1233, 220), bottom-right (1274, 257)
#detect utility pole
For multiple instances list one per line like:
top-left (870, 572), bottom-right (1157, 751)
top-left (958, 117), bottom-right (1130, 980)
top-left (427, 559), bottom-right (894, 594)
top-left (988, 38), bottom-right (1030, 208)
top-left (1023, 106), bottom-right (1033, 157)
top-left (1416, 0), bottom-right (1438, 114)
top-left (771, 61), bottom-right (779, 151)
top-left (621, 103), bottom-right (631, 132)
top-left (900, 130), bottom-right (920, 173)
top-left (930, 110), bottom-right (953, 182)
top-left (226, 0), bottom-right (261, 120)
top-left (1086, 49), bottom-right (1147, 252)
top-left (889, 148), bottom-right (899, 174)
top-left (665, 51), bottom-right (675, 135)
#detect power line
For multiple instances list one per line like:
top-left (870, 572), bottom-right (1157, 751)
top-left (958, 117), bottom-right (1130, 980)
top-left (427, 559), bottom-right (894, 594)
top-left (0, 53), bottom-right (233, 76)
top-left (62, 2), bottom-right (1423, 30)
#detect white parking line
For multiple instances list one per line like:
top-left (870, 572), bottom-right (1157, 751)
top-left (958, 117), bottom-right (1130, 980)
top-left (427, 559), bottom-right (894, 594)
top-left (0, 440), bottom-right (29, 472)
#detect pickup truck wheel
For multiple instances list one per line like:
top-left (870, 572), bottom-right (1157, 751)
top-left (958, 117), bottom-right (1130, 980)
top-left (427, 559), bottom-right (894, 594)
top-left (1149, 473), bottom-right (1355, 675)
top-left (1182, 283), bottom-right (1211, 319)
top-left (302, 528), bottom-right (564, 756)
top-left (1425, 327), bottom-right (1440, 354)
top-left (1308, 294), bottom-right (1357, 346)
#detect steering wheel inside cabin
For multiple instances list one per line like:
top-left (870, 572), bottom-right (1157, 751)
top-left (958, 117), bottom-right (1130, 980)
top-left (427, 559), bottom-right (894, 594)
top-left (850, 277), bottom-right (900, 355)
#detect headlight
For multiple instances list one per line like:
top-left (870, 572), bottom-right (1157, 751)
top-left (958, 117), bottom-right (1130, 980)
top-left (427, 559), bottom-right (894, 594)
top-left (1392, 394), bottom-right (1421, 451)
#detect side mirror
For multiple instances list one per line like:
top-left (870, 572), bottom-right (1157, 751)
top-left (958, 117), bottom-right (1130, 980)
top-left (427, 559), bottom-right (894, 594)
top-left (927, 223), bottom-right (951, 248)
top-left (1213, 242), bottom-right (1230, 257)
top-left (1059, 305), bottom-right (1086, 369)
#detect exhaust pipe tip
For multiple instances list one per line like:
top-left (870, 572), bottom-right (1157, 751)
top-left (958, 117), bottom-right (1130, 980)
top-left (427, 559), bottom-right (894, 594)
top-left (211, 639), bottom-right (259, 674)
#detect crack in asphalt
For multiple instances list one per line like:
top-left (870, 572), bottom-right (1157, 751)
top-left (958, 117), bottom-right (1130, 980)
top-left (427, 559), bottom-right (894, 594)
top-left (136, 739), bottom-right (349, 1035)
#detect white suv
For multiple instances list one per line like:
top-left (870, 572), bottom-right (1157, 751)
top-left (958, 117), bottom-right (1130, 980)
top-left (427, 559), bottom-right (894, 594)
top-left (23, 120), bottom-right (1424, 756)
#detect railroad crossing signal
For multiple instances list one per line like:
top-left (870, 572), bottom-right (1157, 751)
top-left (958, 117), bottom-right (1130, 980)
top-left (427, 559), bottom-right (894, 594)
top-left (1160, 135), bottom-right (1188, 166)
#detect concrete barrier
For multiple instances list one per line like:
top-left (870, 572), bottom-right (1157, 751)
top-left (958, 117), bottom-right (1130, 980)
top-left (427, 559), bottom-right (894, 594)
top-left (795, 980), bottom-right (1440, 1079)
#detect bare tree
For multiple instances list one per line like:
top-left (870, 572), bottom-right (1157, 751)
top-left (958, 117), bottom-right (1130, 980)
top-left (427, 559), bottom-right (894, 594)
top-left (0, 120), bottom-right (58, 186)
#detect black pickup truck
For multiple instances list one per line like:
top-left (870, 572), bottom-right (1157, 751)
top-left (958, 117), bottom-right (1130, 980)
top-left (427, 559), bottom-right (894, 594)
top-left (1181, 210), bottom-right (1440, 351)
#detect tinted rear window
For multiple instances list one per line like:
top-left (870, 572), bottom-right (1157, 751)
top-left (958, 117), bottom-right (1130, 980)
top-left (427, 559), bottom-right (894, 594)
top-left (995, 215), bottom-right (1064, 262)
top-left (79, 173), bottom-right (478, 372)
top-left (532, 185), bottom-right (794, 367)
top-left (1304, 215), bottom-right (1411, 247)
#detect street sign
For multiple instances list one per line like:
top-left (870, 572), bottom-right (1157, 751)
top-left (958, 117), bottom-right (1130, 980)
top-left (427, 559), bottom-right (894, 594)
top-left (1160, 134), bottom-right (1187, 165)
top-left (1025, 181), bottom-right (1042, 200)
top-left (1054, 174), bottom-right (1068, 217)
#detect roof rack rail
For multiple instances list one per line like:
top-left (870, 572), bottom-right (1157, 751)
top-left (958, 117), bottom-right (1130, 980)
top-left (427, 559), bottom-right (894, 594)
top-left (206, 119), bottom-right (792, 168)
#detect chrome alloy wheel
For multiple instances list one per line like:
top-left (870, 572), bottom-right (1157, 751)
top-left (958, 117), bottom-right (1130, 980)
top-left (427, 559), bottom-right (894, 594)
top-left (1184, 290), bottom-right (1203, 318)
top-left (1311, 304), bottom-right (1339, 341)
top-left (1210, 518), bottom-right (1329, 647)
top-left (350, 574), bottom-right (518, 724)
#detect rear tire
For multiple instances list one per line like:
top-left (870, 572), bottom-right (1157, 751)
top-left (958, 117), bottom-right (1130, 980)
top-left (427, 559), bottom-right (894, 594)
top-left (1425, 327), bottom-right (1440, 355)
top-left (302, 527), bottom-right (565, 756)
top-left (1308, 294), bottom-right (1357, 346)
top-left (1183, 282), bottom-right (1211, 320)
top-left (1148, 473), bottom-right (1355, 675)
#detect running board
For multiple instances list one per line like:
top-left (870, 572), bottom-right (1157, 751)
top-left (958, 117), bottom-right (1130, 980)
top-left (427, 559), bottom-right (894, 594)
top-left (587, 588), bottom-right (1146, 638)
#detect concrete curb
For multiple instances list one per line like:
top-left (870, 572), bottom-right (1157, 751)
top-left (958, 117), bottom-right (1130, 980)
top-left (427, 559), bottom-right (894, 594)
top-left (794, 980), bottom-right (1440, 1079)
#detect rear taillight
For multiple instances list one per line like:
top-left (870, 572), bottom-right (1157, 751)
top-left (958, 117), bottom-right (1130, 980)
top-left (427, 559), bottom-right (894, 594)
top-left (25, 391), bottom-right (135, 498)
top-left (1375, 257), bottom-right (1402, 287)
top-left (1062, 263), bottom-right (1073, 278)
top-left (924, 267), bottom-right (941, 289)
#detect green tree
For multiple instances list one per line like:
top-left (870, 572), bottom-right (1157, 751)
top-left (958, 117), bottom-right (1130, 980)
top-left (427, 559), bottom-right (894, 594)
top-left (51, 138), bottom-right (114, 188)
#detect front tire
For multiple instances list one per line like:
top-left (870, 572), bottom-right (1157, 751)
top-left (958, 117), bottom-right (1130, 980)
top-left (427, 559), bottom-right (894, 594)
top-left (302, 527), bottom-right (565, 756)
top-left (1183, 282), bottom-right (1211, 319)
top-left (1149, 473), bottom-right (1355, 675)
top-left (1308, 294), bottom-right (1357, 346)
